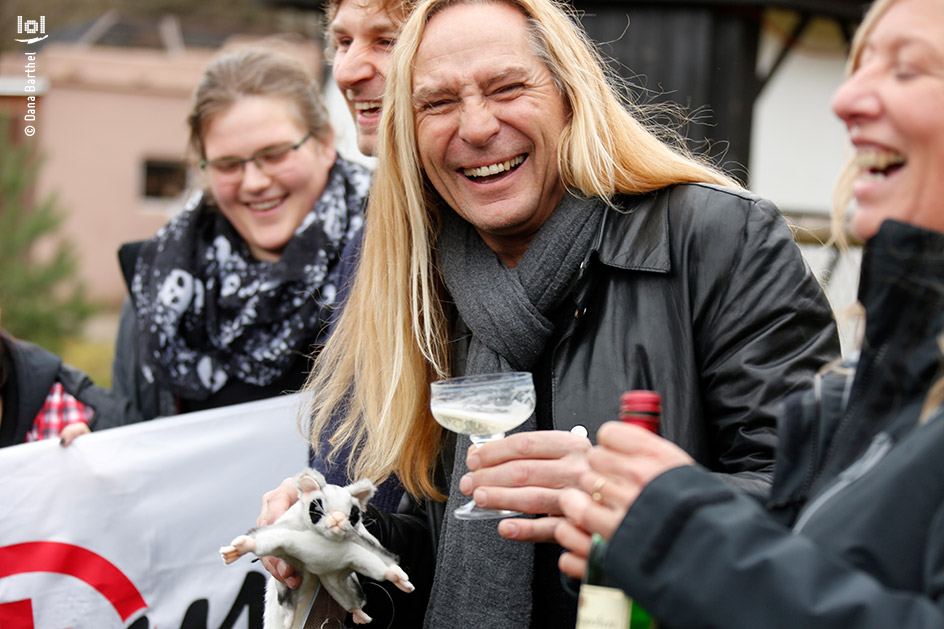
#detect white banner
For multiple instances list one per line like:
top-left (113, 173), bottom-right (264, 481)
top-left (0, 394), bottom-right (311, 629)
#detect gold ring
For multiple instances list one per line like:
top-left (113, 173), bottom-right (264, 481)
top-left (591, 476), bottom-right (607, 503)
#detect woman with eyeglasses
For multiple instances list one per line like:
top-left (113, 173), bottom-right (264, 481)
top-left (112, 47), bottom-right (370, 421)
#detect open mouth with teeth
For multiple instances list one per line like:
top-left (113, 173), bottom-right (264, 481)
top-left (355, 100), bottom-right (382, 117)
top-left (246, 197), bottom-right (285, 212)
top-left (462, 154), bottom-right (526, 182)
top-left (856, 150), bottom-right (906, 179)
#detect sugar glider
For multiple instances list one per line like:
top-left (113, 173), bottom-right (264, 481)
top-left (221, 468), bottom-right (413, 627)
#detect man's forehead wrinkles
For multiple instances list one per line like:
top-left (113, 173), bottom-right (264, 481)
top-left (412, 66), bottom-right (528, 97)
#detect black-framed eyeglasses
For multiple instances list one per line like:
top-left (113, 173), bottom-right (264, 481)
top-left (200, 132), bottom-right (313, 180)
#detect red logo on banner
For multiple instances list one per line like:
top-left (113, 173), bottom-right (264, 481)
top-left (0, 541), bottom-right (148, 626)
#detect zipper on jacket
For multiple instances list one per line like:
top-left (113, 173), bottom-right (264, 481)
top-left (788, 360), bottom-right (857, 510)
top-left (809, 341), bottom-right (890, 493)
top-left (793, 431), bottom-right (893, 534)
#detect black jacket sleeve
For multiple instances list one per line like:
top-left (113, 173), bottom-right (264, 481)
top-left (605, 466), bottom-right (944, 628)
top-left (112, 297), bottom-right (169, 421)
top-left (685, 192), bottom-right (840, 495)
top-left (58, 362), bottom-right (141, 430)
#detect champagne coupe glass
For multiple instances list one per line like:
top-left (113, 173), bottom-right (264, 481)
top-left (430, 371), bottom-right (536, 520)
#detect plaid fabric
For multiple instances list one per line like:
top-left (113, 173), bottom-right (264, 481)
top-left (25, 382), bottom-right (94, 442)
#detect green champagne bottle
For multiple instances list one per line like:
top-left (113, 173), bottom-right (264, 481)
top-left (574, 391), bottom-right (660, 629)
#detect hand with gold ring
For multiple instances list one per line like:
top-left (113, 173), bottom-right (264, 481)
top-left (555, 421), bottom-right (694, 580)
top-left (591, 476), bottom-right (608, 503)
top-left (555, 474), bottom-right (624, 581)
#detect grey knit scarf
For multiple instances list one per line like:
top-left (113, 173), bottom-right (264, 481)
top-left (426, 191), bottom-right (604, 628)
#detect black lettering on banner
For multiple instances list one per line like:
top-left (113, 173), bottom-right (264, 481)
top-left (127, 571), bottom-right (266, 629)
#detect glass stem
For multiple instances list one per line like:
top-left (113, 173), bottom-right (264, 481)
top-left (469, 433), bottom-right (505, 447)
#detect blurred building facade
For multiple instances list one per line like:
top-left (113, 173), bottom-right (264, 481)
top-left (3, 2), bottom-right (864, 348)
top-left (0, 13), bottom-right (322, 307)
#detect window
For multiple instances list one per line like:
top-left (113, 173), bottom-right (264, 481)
top-left (143, 159), bottom-right (188, 199)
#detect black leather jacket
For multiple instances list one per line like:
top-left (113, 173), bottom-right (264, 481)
top-left (603, 220), bottom-right (944, 628)
top-left (548, 183), bottom-right (838, 494)
top-left (362, 183), bottom-right (839, 627)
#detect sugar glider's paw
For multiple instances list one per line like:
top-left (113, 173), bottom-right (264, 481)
top-left (220, 535), bottom-right (255, 564)
top-left (351, 608), bottom-right (373, 624)
top-left (385, 564), bottom-right (414, 593)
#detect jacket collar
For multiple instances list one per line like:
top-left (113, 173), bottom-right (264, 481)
top-left (858, 219), bottom-right (944, 353)
top-left (822, 219), bottom-right (944, 477)
top-left (591, 190), bottom-right (672, 273)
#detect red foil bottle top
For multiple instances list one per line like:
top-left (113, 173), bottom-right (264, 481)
top-left (620, 390), bottom-right (661, 415)
top-left (619, 390), bottom-right (661, 434)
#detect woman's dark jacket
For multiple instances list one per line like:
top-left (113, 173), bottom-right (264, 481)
top-left (603, 219), bottom-right (944, 628)
top-left (0, 331), bottom-right (133, 447)
top-left (362, 183), bottom-right (840, 626)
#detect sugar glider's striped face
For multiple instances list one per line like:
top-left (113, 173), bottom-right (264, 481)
top-left (306, 483), bottom-right (365, 538)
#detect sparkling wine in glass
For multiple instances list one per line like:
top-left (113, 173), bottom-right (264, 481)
top-left (430, 371), bottom-right (536, 520)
